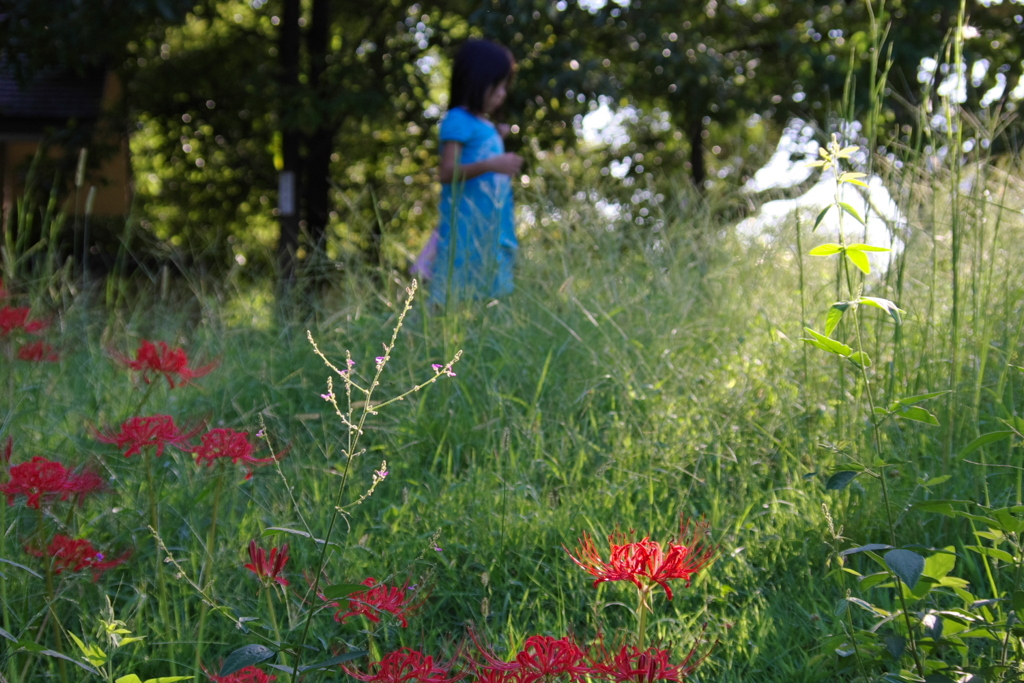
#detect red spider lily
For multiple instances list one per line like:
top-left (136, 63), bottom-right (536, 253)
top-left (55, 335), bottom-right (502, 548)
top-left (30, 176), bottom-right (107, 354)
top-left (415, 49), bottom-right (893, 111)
top-left (565, 517), bottom-right (715, 600)
top-left (587, 640), bottom-right (713, 683)
top-left (94, 415), bottom-right (201, 458)
top-left (472, 635), bottom-right (591, 683)
top-left (16, 341), bottom-right (59, 362)
top-left (193, 428), bottom-right (279, 479)
top-left (0, 456), bottom-right (104, 508)
top-left (343, 648), bottom-right (463, 683)
top-left (245, 540), bottom-right (289, 587)
top-left (26, 534), bottom-right (129, 581)
top-left (334, 577), bottom-right (412, 627)
top-left (113, 339), bottom-right (217, 388)
top-left (208, 666), bottom-right (277, 683)
top-left (0, 306), bottom-right (47, 336)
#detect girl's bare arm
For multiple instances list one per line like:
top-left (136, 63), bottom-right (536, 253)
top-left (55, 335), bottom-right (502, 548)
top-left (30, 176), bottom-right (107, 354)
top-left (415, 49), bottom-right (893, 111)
top-left (439, 142), bottom-right (522, 184)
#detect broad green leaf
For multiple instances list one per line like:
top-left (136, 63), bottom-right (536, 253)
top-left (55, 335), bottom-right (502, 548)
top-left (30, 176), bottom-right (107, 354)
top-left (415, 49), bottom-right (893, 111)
top-left (321, 584), bottom-right (366, 601)
top-left (961, 431), bottom-right (1014, 457)
top-left (845, 247), bottom-right (871, 274)
top-left (839, 171), bottom-right (868, 182)
top-left (825, 302), bottom-right (851, 337)
top-left (826, 470), bottom-right (859, 490)
top-left (885, 549), bottom-right (925, 588)
top-left (847, 596), bottom-right (889, 616)
top-left (812, 205), bottom-right (831, 231)
top-left (884, 635), bottom-right (906, 660)
top-left (838, 202), bottom-right (865, 225)
top-left (893, 405), bottom-right (940, 426)
top-left (219, 644), bottom-right (276, 677)
top-left (994, 508), bottom-right (1024, 533)
top-left (837, 145), bottom-right (859, 157)
top-left (809, 243), bottom-right (844, 256)
top-left (858, 296), bottom-right (903, 325)
top-left (67, 633), bottom-right (107, 668)
top-left (849, 351), bottom-right (872, 368)
top-left (922, 547), bottom-right (957, 580)
top-left (801, 328), bottom-right (852, 357)
top-left (847, 243), bottom-right (891, 252)
top-left (954, 511), bottom-right (999, 527)
top-left (115, 677), bottom-right (144, 683)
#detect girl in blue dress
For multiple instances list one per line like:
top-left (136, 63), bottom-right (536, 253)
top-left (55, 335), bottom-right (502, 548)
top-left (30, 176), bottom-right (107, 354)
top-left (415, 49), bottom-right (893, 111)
top-left (420, 39), bottom-right (523, 305)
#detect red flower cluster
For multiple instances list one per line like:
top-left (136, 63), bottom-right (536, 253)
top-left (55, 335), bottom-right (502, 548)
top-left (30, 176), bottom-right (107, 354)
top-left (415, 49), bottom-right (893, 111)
top-left (474, 636), bottom-right (590, 683)
top-left (335, 577), bottom-right (412, 627)
top-left (17, 340), bottom-right (58, 362)
top-left (0, 306), bottom-right (47, 336)
top-left (209, 666), bottom-right (277, 683)
top-left (565, 517), bottom-right (715, 600)
top-left (26, 534), bottom-right (129, 580)
top-left (587, 641), bottom-right (711, 683)
top-left (245, 540), bottom-right (289, 587)
top-left (114, 339), bottom-right (216, 388)
top-left (343, 648), bottom-right (461, 683)
top-left (1, 456), bottom-right (104, 508)
top-left (194, 428), bottom-right (277, 478)
top-left (94, 415), bottom-right (200, 458)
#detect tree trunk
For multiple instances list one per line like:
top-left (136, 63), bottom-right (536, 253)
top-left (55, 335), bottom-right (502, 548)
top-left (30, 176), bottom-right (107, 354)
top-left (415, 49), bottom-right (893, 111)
top-left (277, 0), bottom-right (302, 282)
top-left (688, 113), bottom-right (706, 192)
top-left (304, 0), bottom-right (332, 253)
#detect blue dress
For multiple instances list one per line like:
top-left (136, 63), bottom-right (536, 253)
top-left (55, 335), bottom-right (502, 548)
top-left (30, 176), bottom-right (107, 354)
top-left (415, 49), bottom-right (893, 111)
top-left (429, 107), bottom-right (517, 304)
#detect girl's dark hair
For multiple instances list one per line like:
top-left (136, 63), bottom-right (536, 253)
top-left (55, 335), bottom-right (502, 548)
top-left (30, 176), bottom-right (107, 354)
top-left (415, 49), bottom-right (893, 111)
top-left (449, 39), bottom-right (514, 114)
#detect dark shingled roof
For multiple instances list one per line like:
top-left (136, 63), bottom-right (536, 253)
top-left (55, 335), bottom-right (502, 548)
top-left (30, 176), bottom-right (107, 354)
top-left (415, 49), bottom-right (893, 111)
top-left (0, 62), bottom-right (105, 133)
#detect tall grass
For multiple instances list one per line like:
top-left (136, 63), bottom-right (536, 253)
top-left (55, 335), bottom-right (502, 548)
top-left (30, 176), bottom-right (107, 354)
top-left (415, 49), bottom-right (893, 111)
top-left (2, 76), bottom-right (1024, 683)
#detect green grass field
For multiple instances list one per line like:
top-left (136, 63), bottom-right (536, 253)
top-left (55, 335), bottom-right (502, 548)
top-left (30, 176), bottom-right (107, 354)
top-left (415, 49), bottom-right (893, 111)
top-left (2, 146), bottom-right (1024, 683)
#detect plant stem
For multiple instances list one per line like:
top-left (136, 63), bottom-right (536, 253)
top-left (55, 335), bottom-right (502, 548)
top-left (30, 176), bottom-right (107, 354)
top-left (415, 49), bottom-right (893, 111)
top-left (194, 467), bottom-right (226, 682)
top-left (636, 586), bottom-right (649, 652)
top-left (145, 455), bottom-right (177, 674)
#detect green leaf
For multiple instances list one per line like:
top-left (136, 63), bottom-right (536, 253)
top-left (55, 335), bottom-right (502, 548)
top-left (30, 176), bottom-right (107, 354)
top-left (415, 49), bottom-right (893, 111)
top-left (826, 470), bottom-right (860, 490)
top-left (849, 351), bottom-right (872, 368)
top-left (884, 635), bottom-right (906, 660)
top-left (1014, 590), bottom-right (1024, 613)
top-left (845, 247), bottom-right (871, 274)
top-left (893, 405), bottom-right (940, 426)
top-left (966, 545), bottom-right (1015, 563)
top-left (263, 527), bottom-right (338, 547)
top-left (859, 572), bottom-right (892, 590)
top-left (847, 243), bottom-right (891, 252)
top-left (219, 644), bottom-right (276, 677)
top-left (858, 296), bottom-right (903, 325)
top-left (961, 431), bottom-right (1014, 457)
top-left (922, 547), bottom-right (957, 580)
top-left (115, 677), bottom-right (144, 683)
top-left (885, 549), bottom-right (925, 588)
top-left (812, 205), bottom-right (831, 232)
top-left (37, 650), bottom-right (99, 675)
top-left (809, 243), bottom-right (844, 256)
top-left (0, 627), bottom-right (15, 642)
top-left (918, 474), bottom-right (951, 487)
top-left (825, 302), bottom-right (851, 337)
top-left (838, 202), bottom-right (865, 225)
top-left (67, 632), bottom-right (107, 668)
top-left (892, 391), bottom-right (949, 407)
top-left (840, 543), bottom-right (894, 557)
top-left (801, 328), bottom-right (852, 357)
top-left (913, 502), bottom-right (955, 518)
top-left (845, 178), bottom-right (869, 188)
top-left (321, 584), bottom-right (366, 601)
top-left (0, 557), bottom-right (43, 579)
